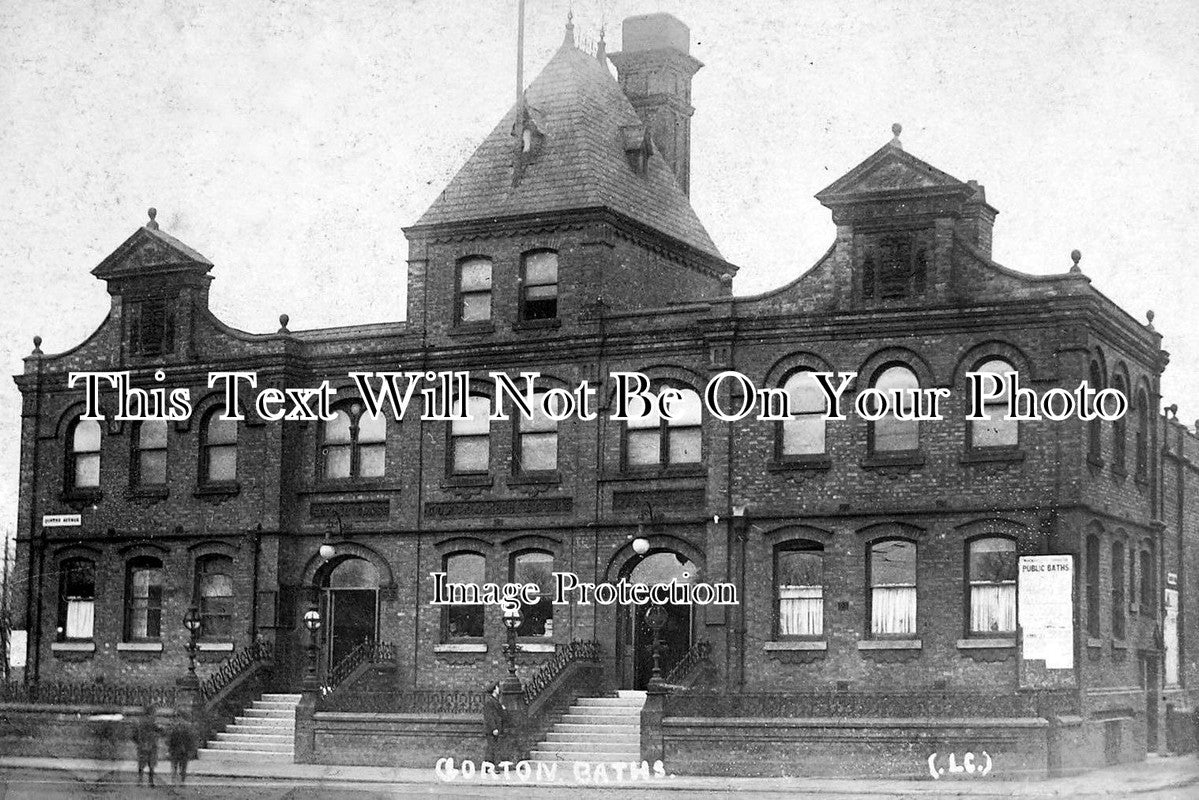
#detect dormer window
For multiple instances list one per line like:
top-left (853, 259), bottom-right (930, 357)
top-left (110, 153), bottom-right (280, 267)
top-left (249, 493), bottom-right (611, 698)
top-left (128, 296), bottom-right (174, 357)
top-left (860, 233), bottom-right (928, 301)
top-left (520, 250), bottom-right (558, 322)
top-left (620, 124), bottom-right (652, 176)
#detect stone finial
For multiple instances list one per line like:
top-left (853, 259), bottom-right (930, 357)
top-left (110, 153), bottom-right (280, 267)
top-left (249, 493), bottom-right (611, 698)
top-left (278, 314), bottom-right (290, 333)
top-left (596, 25), bottom-right (606, 61)
top-left (1070, 249), bottom-right (1082, 273)
top-left (32, 335), bottom-right (42, 355)
top-left (1146, 310), bottom-right (1156, 331)
top-left (890, 123), bottom-right (903, 150)
top-left (146, 207), bottom-right (159, 230)
top-left (564, 9), bottom-right (575, 45)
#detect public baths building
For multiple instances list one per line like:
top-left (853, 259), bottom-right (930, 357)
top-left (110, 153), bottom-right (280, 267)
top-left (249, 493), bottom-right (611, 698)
top-left (7, 11), bottom-right (1198, 778)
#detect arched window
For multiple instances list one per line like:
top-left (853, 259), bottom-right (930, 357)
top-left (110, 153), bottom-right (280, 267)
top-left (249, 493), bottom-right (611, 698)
top-left (775, 542), bottom-right (824, 638)
top-left (1135, 390), bottom-right (1149, 480)
top-left (520, 250), bottom-right (558, 322)
top-left (1111, 540), bottom-right (1125, 639)
top-left (457, 257), bottom-right (492, 324)
top-left (967, 537), bottom-right (1017, 634)
top-left (1112, 375), bottom-right (1128, 473)
top-left (196, 555), bottom-right (234, 639)
top-left (67, 418), bottom-right (102, 491)
top-left (132, 421), bottom-right (168, 487)
top-left (200, 410), bottom-right (237, 484)
top-left (970, 359), bottom-right (1018, 448)
top-left (869, 539), bottom-right (917, 636)
top-left (321, 404), bottom-right (387, 480)
top-left (778, 371), bottom-right (826, 458)
top-left (1087, 362), bottom-right (1104, 463)
top-left (516, 390), bottom-right (559, 473)
top-left (449, 394), bottom-right (491, 475)
top-left (125, 556), bottom-right (164, 641)
top-left (625, 385), bottom-right (702, 468)
top-left (1085, 534), bottom-right (1101, 637)
top-left (869, 365), bottom-right (919, 454)
top-left (57, 558), bottom-right (95, 641)
top-left (511, 550), bottom-right (554, 637)
top-left (442, 552), bottom-right (485, 640)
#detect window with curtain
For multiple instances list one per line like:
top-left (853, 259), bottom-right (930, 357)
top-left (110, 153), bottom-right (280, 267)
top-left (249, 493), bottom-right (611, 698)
top-left (970, 359), bottom-right (1018, 448)
top-left (779, 371), bottom-right (826, 457)
top-left (1135, 391), bottom-right (1149, 479)
top-left (201, 411), bottom-right (237, 483)
top-left (321, 404), bottom-right (387, 480)
top-left (196, 555), bottom-right (234, 639)
top-left (870, 539), bottom-right (917, 636)
top-left (58, 558), bottom-right (95, 640)
top-left (1086, 534), bottom-right (1101, 637)
top-left (1112, 375), bottom-right (1127, 472)
top-left (1112, 541), bottom-right (1125, 639)
top-left (68, 418), bottom-right (101, 490)
top-left (443, 552), bottom-right (485, 640)
top-left (511, 551), bottom-right (554, 637)
top-left (775, 542), bottom-right (824, 638)
top-left (520, 250), bottom-right (558, 321)
top-left (125, 557), bottom-right (164, 640)
top-left (133, 421), bottom-right (168, 486)
top-left (457, 257), bottom-right (492, 324)
top-left (1088, 362), bottom-right (1104, 462)
top-left (869, 366), bottom-right (920, 453)
top-left (450, 395), bottom-right (491, 474)
top-left (968, 537), bottom-right (1017, 634)
top-left (517, 390), bottom-right (559, 473)
top-left (625, 385), bottom-right (702, 468)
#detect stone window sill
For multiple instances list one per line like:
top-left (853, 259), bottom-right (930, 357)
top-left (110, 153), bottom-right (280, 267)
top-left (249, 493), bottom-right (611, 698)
top-left (1086, 636), bottom-right (1104, 649)
top-left (442, 474), bottom-right (494, 489)
top-left (857, 639), bottom-right (922, 650)
top-left (61, 489), bottom-right (103, 504)
top-left (197, 641), bottom-right (234, 652)
top-left (765, 640), bottom-right (827, 651)
top-left (767, 457), bottom-right (832, 473)
top-left (195, 482), bottom-right (240, 498)
top-left (117, 641), bottom-right (163, 653)
top-left (517, 642), bottom-right (555, 653)
top-left (956, 638), bottom-right (1015, 650)
top-left (52, 641), bottom-right (95, 653)
top-left (1111, 639), bottom-right (1129, 651)
top-left (613, 465), bottom-right (707, 481)
top-left (434, 642), bottom-right (487, 653)
top-left (508, 472), bottom-right (561, 487)
top-left (961, 449), bottom-right (1025, 465)
top-left (861, 453), bottom-right (925, 470)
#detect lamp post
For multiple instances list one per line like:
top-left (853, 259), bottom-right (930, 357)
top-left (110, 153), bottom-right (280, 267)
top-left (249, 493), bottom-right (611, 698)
top-left (302, 606), bottom-right (322, 693)
top-left (501, 605), bottom-right (524, 691)
top-left (645, 604), bottom-right (667, 689)
top-left (182, 606), bottom-right (202, 682)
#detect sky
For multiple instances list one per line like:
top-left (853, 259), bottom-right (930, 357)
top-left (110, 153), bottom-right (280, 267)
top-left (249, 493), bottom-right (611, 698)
top-left (0, 0), bottom-right (1197, 538)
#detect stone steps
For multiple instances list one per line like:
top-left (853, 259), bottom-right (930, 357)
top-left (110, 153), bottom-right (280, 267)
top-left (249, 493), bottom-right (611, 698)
top-left (199, 693), bottom-right (299, 762)
top-left (530, 690), bottom-right (645, 763)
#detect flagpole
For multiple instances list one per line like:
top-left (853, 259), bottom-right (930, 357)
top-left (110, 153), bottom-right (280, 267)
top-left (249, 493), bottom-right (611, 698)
top-left (516, 0), bottom-right (525, 104)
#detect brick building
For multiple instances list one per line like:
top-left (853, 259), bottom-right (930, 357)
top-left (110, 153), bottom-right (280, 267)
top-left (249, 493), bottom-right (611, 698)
top-left (8, 12), bottom-right (1197, 777)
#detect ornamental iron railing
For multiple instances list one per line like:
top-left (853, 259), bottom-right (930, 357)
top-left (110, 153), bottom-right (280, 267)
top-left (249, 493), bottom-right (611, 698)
top-left (0, 680), bottom-right (177, 708)
top-left (199, 639), bottom-right (274, 703)
top-left (319, 689), bottom-right (483, 714)
top-left (664, 689), bottom-right (1080, 719)
top-left (522, 640), bottom-right (601, 705)
top-left (321, 640), bottom-right (397, 696)
top-left (663, 640), bottom-right (711, 686)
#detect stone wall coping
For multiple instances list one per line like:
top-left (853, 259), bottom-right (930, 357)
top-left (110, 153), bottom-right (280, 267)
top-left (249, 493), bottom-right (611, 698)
top-left (663, 716), bottom-right (1049, 729)
top-left (313, 712), bottom-right (478, 723)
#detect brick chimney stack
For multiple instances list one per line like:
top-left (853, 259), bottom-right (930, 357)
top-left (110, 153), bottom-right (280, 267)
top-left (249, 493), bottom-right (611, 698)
top-left (608, 13), bottom-right (703, 196)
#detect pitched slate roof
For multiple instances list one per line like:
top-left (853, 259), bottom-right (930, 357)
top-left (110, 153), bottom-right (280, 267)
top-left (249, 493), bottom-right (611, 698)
top-left (412, 42), bottom-right (722, 259)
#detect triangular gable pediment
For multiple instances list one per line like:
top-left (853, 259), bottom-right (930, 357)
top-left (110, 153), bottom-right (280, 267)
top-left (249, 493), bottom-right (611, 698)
top-left (92, 226), bottom-right (214, 280)
top-left (816, 143), bottom-right (971, 205)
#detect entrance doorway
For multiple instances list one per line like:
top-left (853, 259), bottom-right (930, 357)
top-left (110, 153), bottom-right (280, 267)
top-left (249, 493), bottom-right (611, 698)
top-left (320, 557), bottom-right (379, 671)
top-left (619, 551), bottom-right (697, 689)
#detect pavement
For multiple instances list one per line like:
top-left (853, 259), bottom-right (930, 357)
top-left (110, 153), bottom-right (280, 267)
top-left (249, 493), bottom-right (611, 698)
top-left (0, 753), bottom-right (1196, 797)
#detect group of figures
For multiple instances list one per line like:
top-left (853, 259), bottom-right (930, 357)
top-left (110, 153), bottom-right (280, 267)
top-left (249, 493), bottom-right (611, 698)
top-left (131, 705), bottom-right (197, 786)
